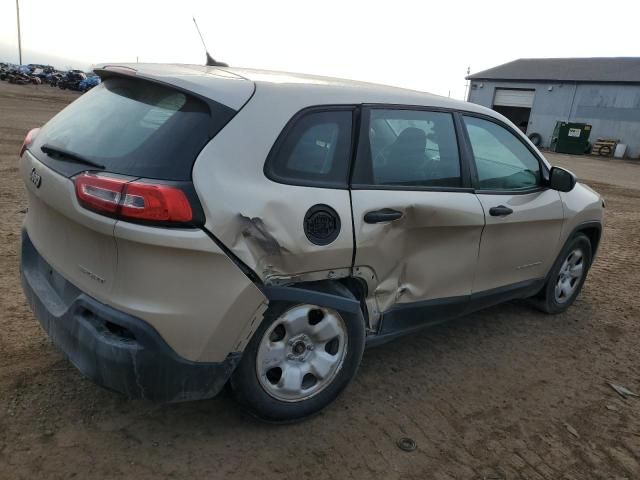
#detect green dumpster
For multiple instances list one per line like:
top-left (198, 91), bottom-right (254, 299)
top-left (550, 121), bottom-right (592, 155)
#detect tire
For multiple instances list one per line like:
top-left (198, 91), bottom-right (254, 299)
top-left (528, 132), bottom-right (542, 147)
top-left (533, 233), bottom-right (592, 314)
top-left (231, 282), bottom-right (365, 422)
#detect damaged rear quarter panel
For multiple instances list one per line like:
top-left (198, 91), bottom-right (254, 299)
top-left (110, 222), bottom-right (267, 363)
top-left (192, 85), bottom-right (355, 284)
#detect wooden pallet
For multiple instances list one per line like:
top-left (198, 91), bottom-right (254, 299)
top-left (591, 139), bottom-right (618, 157)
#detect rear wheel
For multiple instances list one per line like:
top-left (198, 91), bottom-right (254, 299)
top-left (231, 283), bottom-right (365, 422)
top-left (534, 233), bottom-right (592, 314)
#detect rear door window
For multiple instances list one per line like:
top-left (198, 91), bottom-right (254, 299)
top-left (30, 77), bottom-right (236, 180)
top-left (352, 108), bottom-right (462, 188)
top-left (265, 109), bottom-right (353, 188)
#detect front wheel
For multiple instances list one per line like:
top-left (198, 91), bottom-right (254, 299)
top-left (534, 233), bottom-right (592, 314)
top-left (231, 284), bottom-right (365, 422)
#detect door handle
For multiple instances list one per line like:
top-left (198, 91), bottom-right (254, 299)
top-left (364, 208), bottom-right (403, 224)
top-left (489, 205), bottom-right (514, 217)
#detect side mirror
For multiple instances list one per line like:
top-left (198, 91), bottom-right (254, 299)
top-left (549, 166), bottom-right (576, 192)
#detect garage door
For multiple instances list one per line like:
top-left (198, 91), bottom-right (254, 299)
top-left (493, 89), bottom-right (535, 108)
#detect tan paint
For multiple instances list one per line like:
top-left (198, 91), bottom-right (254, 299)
top-left (351, 190), bottom-right (485, 315)
top-left (558, 182), bottom-right (604, 249)
top-left (108, 222), bottom-right (266, 362)
top-left (192, 87), bottom-right (355, 284)
top-left (20, 153), bottom-right (267, 363)
top-left (472, 189), bottom-right (564, 292)
top-left (191, 71), bottom-right (516, 287)
top-left (20, 153), bottom-right (119, 300)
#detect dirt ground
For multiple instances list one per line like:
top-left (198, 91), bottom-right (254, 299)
top-left (1, 82), bottom-right (639, 480)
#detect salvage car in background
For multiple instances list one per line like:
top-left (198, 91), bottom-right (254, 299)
top-left (78, 74), bottom-right (101, 92)
top-left (0, 62), bottom-right (99, 93)
top-left (19, 64), bottom-right (603, 421)
top-left (58, 70), bottom-right (87, 91)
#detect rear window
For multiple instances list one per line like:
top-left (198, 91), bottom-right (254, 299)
top-left (30, 77), bottom-right (236, 180)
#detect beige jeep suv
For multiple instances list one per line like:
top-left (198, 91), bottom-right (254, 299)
top-left (19, 64), bottom-right (603, 421)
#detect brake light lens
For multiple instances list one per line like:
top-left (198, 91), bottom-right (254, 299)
top-left (75, 173), bottom-right (127, 214)
top-left (74, 172), bottom-right (193, 224)
top-left (20, 128), bottom-right (40, 157)
top-left (121, 182), bottom-right (193, 222)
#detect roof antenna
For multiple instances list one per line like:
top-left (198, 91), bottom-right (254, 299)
top-left (193, 17), bottom-right (228, 67)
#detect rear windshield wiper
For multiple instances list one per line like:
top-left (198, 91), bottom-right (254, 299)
top-left (40, 144), bottom-right (105, 169)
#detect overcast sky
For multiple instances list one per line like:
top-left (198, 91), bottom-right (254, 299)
top-left (1, 0), bottom-right (638, 99)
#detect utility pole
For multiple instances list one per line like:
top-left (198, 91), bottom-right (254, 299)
top-left (463, 66), bottom-right (470, 101)
top-left (16, 0), bottom-right (23, 64)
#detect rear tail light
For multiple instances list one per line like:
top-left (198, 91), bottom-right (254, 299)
top-left (75, 174), bottom-right (127, 214)
top-left (20, 128), bottom-right (40, 157)
top-left (74, 172), bottom-right (194, 225)
top-left (120, 182), bottom-right (193, 222)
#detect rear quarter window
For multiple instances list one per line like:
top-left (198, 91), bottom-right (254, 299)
top-left (264, 108), bottom-right (354, 189)
top-left (30, 77), bottom-right (236, 180)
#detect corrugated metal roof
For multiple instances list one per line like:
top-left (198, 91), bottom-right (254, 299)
top-left (467, 58), bottom-right (640, 83)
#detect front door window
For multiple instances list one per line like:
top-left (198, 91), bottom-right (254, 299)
top-left (463, 116), bottom-right (541, 190)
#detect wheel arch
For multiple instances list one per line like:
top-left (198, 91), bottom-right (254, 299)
top-left (576, 223), bottom-right (602, 258)
top-left (552, 220), bottom-right (601, 277)
top-left (261, 277), bottom-right (371, 329)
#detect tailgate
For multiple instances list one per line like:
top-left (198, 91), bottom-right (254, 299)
top-left (20, 152), bottom-right (118, 299)
top-left (18, 71), bottom-right (249, 299)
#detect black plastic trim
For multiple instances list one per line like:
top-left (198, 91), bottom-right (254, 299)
top-left (367, 277), bottom-right (546, 347)
top-left (262, 285), bottom-right (362, 314)
top-left (350, 184), bottom-right (476, 193)
top-left (347, 106), bottom-right (362, 271)
top-left (473, 186), bottom-right (547, 196)
top-left (376, 294), bottom-right (468, 337)
top-left (568, 220), bottom-right (603, 257)
top-left (453, 111), bottom-right (475, 189)
top-left (200, 226), bottom-right (262, 285)
top-left (464, 277), bottom-right (546, 314)
top-left (303, 204), bottom-right (341, 245)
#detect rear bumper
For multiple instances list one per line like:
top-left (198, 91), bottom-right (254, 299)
top-left (20, 230), bottom-right (239, 402)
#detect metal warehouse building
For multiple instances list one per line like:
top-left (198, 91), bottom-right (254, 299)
top-left (466, 57), bottom-right (640, 158)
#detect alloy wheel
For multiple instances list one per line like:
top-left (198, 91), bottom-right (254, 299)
top-left (554, 248), bottom-right (585, 303)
